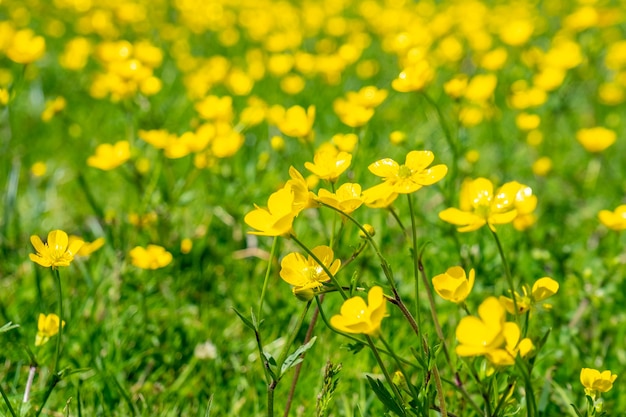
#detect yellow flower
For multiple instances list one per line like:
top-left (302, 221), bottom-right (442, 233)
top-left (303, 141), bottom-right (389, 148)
top-left (304, 148), bottom-right (352, 182)
top-left (333, 97), bottom-right (375, 128)
top-left (484, 322), bottom-right (534, 366)
top-left (87, 141), bottom-right (131, 170)
top-left (498, 181), bottom-right (537, 231)
top-left (129, 244), bottom-right (172, 269)
top-left (580, 368), bottom-right (617, 398)
top-left (30, 230), bottom-right (84, 268)
top-left (439, 178), bottom-right (519, 232)
top-left (367, 150), bottom-right (448, 197)
top-left (244, 185), bottom-right (297, 236)
top-left (432, 266), bottom-right (475, 304)
top-left (276, 105), bottom-right (315, 140)
top-left (41, 97), bottom-right (67, 122)
top-left (280, 245), bottom-right (341, 295)
top-left (599, 205), bottom-right (626, 231)
top-left (286, 166), bottom-right (318, 215)
top-left (6, 29), bottom-right (46, 64)
top-left (316, 183), bottom-right (363, 214)
top-left (69, 236), bottom-right (105, 257)
top-left (330, 286), bottom-right (387, 336)
top-left (576, 127), bottom-right (617, 153)
top-left (456, 297), bottom-right (506, 357)
top-left (464, 74), bottom-right (497, 103)
top-left (35, 313), bottom-right (65, 347)
top-left (332, 133), bottom-right (358, 153)
top-left (500, 277), bottom-right (559, 315)
top-left (392, 60), bottom-right (435, 92)
top-left (345, 86), bottom-right (388, 108)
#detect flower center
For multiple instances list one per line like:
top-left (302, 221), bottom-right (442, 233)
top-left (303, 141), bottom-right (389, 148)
top-left (398, 164), bottom-right (412, 179)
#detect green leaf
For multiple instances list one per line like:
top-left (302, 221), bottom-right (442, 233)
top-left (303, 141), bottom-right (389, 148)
top-left (0, 322), bottom-right (19, 333)
top-left (366, 375), bottom-right (406, 417)
top-left (281, 336), bottom-right (317, 375)
top-left (232, 307), bottom-right (256, 331)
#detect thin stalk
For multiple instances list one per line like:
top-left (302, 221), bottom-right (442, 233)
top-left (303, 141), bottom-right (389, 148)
top-left (283, 298), bottom-right (321, 417)
top-left (431, 364), bottom-right (447, 417)
top-left (0, 383), bottom-right (16, 417)
top-left (515, 358), bottom-right (537, 417)
top-left (52, 268), bottom-right (64, 375)
top-left (365, 336), bottom-right (408, 410)
top-left (379, 334), bottom-right (420, 400)
top-left (406, 194), bottom-right (422, 329)
top-left (258, 237), bottom-right (279, 320)
top-left (23, 365), bottom-right (36, 403)
top-left (490, 229), bottom-right (520, 323)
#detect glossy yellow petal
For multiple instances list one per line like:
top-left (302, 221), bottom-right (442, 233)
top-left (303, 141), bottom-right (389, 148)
top-left (404, 150), bottom-right (434, 172)
top-left (531, 277), bottom-right (559, 302)
top-left (368, 158), bottom-right (399, 178)
top-left (48, 230), bottom-right (69, 253)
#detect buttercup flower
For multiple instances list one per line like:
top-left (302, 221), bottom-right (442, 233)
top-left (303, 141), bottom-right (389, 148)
top-left (432, 266), bottom-right (475, 304)
top-left (286, 166), bottom-right (317, 215)
top-left (485, 322), bottom-right (534, 366)
top-left (576, 127), bottom-right (616, 153)
top-left (87, 141), bottom-right (131, 170)
top-left (580, 368), bottom-right (617, 399)
top-left (304, 148), bottom-right (352, 182)
top-left (499, 277), bottom-right (559, 315)
top-left (35, 313), bottom-right (65, 347)
top-left (598, 205), bottom-right (626, 231)
top-left (367, 150), bottom-right (447, 199)
top-left (244, 184), bottom-right (297, 236)
top-left (6, 29), bottom-right (46, 64)
top-left (30, 230), bottom-right (84, 268)
top-left (316, 183), bottom-right (363, 214)
top-left (391, 60), bottom-right (435, 92)
top-left (276, 105), bottom-right (315, 140)
top-left (456, 297), bottom-right (506, 357)
top-left (330, 286), bottom-right (387, 336)
top-left (129, 244), bottom-right (173, 269)
top-left (439, 177), bottom-right (518, 232)
top-left (280, 245), bottom-right (341, 296)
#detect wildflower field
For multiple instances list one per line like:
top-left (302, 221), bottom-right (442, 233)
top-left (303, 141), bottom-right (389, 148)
top-left (2, 0), bottom-right (626, 415)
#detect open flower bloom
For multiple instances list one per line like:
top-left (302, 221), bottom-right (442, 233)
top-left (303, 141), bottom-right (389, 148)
top-left (330, 286), bottom-right (387, 336)
top-left (87, 140), bottom-right (131, 170)
top-left (500, 277), bottom-right (559, 315)
top-left (129, 244), bottom-right (172, 269)
top-left (30, 230), bottom-right (84, 268)
top-left (391, 60), bottom-right (435, 92)
top-left (580, 368), bottom-right (617, 398)
top-left (333, 97), bottom-right (375, 128)
top-left (367, 150), bottom-right (448, 198)
top-left (276, 105), bottom-right (315, 139)
top-left (287, 166), bottom-right (318, 214)
top-left (280, 245), bottom-right (341, 296)
top-left (439, 177), bottom-right (518, 232)
top-left (485, 322), bottom-right (534, 366)
top-left (499, 181), bottom-right (537, 231)
top-left (304, 148), bottom-right (352, 182)
top-left (457, 297), bottom-right (533, 366)
top-left (599, 205), bottom-right (626, 231)
top-left (245, 184), bottom-right (297, 236)
top-left (316, 183), bottom-right (363, 214)
top-left (456, 297), bottom-right (506, 357)
top-left (35, 313), bottom-right (65, 346)
top-left (6, 29), bottom-right (46, 64)
top-left (432, 266), bottom-right (475, 303)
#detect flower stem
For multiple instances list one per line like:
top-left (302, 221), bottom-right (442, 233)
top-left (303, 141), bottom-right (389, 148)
top-left (490, 229), bottom-right (520, 321)
top-left (258, 237), bottom-right (279, 320)
top-left (0, 382), bottom-right (16, 417)
top-left (406, 194), bottom-right (422, 327)
top-left (52, 268), bottom-right (64, 375)
top-left (365, 335), bottom-right (408, 410)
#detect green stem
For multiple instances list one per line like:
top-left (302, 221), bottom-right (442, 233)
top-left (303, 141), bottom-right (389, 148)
top-left (406, 194), bottom-right (422, 329)
top-left (515, 357), bottom-right (537, 417)
top-left (379, 334), bottom-right (420, 400)
top-left (490, 229), bottom-right (520, 322)
top-left (365, 335), bottom-right (408, 410)
top-left (0, 382), bottom-right (16, 417)
top-left (258, 237), bottom-right (279, 320)
top-left (52, 268), bottom-right (64, 375)
top-left (290, 234), bottom-right (348, 300)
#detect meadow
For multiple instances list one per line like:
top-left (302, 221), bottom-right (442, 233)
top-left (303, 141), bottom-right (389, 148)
top-left (1, 0), bottom-right (626, 416)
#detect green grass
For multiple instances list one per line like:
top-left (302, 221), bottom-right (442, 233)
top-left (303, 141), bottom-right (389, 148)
top-left (1, 0), bottom-right (626, 416)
